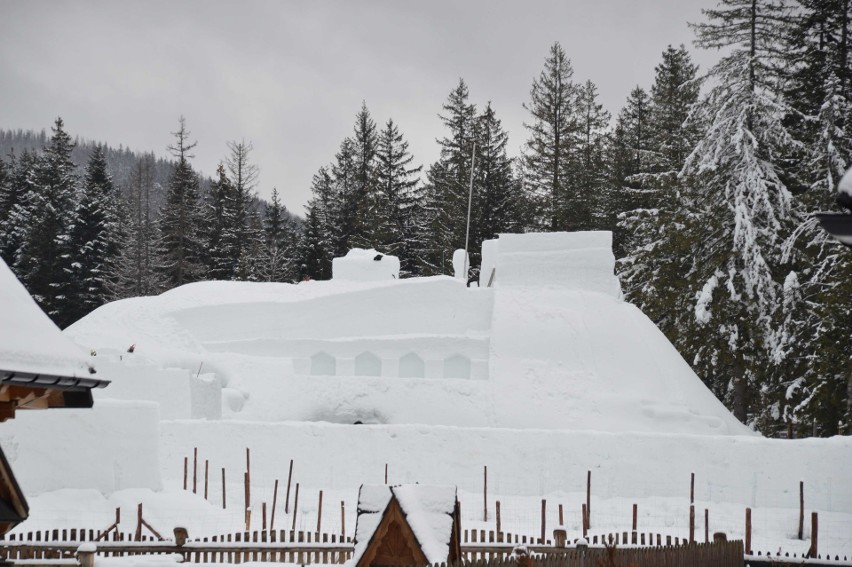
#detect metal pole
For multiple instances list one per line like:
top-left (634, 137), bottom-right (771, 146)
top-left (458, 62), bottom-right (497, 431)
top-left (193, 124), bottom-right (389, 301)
top-left (464, 142), bottom-right (476, 282)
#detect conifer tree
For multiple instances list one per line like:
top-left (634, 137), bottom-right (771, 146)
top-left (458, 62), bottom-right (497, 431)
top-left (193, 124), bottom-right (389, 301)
top-left (257, 188), bottom-right (298, 282)
top-left (574, 80), bottom-right (611, 231)
top-left (330, 138), bottom-right (358, 256)
top-left (13, 118), bottom-right (79, 327)
top-left (346, 103), bottom-right (379, 250)
top-left (223, 140), bottom-right (259, 277)
top-left (523, 42), bottom-right (579, 230)
top-left (299, 167), bottom-right (336, 280)
top-left (64, 144), bottom-right (122, 323)
top-left (421, 79), bottom-right (478, 275)
top-left (205, 163), bottom-right (236, 280)
top-left (110, 155), bottom-right (167, 298)
top-left (0, 151), bottom-right (36, 265)
top-left (472, 102), bottom-right (521, 268)
top-left (159, 116), bottom-right (206, 287)
top-left (669, 0), bottom-right (797, 423)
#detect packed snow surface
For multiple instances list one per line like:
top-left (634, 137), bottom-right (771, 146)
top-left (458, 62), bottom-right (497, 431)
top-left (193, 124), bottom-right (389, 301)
top-left (333, 248), bottom-right (400, 281)
top-left (0, 257), bottom-right (94, 378)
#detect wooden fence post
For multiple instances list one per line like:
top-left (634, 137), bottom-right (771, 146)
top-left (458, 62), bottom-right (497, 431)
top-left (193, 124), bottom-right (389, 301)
top-left (341, 501), bottom-right (346, 539)
top-left (285, 459), bottom-right (294, 513)
top-left (135, 503), bottom-right (143, 541)
top-left (384, 463), bottom-right (388, 484)
top-left (483, 465), bottom-right (488, 522)
top-left (704, 508), bottom-right (709, 543)
top-left (809, 512), bottom-right (818, 558)
top-left (632, 503), bottom-right (637, 532)
top-left (582, 504), bottom-right (588, 537)
top-left (317, 490), bottom-right (324, 533)
top-left (496, 500), bottom-right (501, 535)
top-left (262, 502), bottom-right (267, 530)
top-left (291, 483), bottom-right (300, 531)
top-left (244, 472), bottom-right (251, 531)
top-left (540, 499), bottom-right (546, 543)
top-left (690, 472), bottom-right (695, 504)
top-left (798, 481), bottom-right (804, 540)
top-left (183, 457), bottom-right (188, 491)
top-left (271, 479), bottom-right (279, 530)
top-left (204, 459), bottom-right (209, 500)
top-left (689, 504), bottom-right (695, 543)
top-left (558, 503), bottom-right (564, 526)
top-left (221, 467), bottom-right (226, 509)
top-left (586, 470), bottom-right (591, 529)
top-left (745, 507), bottom-right (752, 555)
top-left (193, 448), bottom-right (198, 494)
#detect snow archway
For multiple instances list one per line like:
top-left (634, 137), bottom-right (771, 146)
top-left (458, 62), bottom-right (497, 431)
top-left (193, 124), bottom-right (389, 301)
top-left (354, 351), bottom-right (382, 377)
top-left (399, 352), bottom-right (425, 379)
top-left (311, 352), bottom-right (336, 376)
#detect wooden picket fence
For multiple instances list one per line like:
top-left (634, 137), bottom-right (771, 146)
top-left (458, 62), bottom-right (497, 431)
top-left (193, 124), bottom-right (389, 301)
top-left (0, 527), bottom-right (738, 565)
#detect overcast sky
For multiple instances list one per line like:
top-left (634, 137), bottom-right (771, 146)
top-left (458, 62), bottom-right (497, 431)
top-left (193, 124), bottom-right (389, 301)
top-left (0, 0), bottom-right (720, 213)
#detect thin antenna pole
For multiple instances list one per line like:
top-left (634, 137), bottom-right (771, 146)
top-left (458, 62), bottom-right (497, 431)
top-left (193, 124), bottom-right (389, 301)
top-left (464, 142), bottom-right (476, 282)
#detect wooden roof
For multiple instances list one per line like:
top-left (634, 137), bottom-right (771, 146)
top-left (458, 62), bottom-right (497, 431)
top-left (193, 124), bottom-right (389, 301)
top-left (352, 485), bottom-right (461, 567)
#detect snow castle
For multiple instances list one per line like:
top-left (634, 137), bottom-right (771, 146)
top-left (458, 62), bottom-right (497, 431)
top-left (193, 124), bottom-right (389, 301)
top-left (61, 230), bottom-right (748, 436)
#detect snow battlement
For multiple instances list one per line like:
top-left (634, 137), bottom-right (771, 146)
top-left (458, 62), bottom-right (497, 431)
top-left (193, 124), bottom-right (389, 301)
top-left (481, 231), bottom-right (621, 297)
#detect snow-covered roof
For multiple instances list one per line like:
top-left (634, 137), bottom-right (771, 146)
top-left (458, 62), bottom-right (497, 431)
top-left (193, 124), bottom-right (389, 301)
top-left (352, 484), bottom-right (457, 567)
top-left (0, 257), bottom-right (99, 382)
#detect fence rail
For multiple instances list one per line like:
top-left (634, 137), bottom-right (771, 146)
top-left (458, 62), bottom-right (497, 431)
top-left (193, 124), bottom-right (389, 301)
top-left (0, 527), bottom-right (734, 565)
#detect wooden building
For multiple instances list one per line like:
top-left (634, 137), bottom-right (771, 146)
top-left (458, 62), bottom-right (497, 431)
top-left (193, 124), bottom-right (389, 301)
top-left (352, 484), bottom-right (461, 567)
top-left (0, 258), bottom-right (109, 537)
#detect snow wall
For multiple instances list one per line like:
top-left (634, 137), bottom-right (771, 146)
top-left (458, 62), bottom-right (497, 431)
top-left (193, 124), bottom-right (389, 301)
top-left (0, 400), bottom-right (162, 494)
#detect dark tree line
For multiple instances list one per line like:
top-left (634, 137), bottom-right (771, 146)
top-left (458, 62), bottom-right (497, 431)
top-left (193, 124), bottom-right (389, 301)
top-left (1, 0), bottom-right (849, 437)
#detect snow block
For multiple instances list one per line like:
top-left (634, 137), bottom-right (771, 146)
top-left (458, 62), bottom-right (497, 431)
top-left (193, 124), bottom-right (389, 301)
top-left (333, 248), bottom-right (400, 281)
top-left (0, 399), bottom-right (162, 494)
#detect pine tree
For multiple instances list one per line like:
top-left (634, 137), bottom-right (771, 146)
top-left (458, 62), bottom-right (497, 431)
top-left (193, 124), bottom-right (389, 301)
top-left (204, 163), bottom-right (236, 280)
top-left (330, 138), bottom-right (358, 256)
top-left (523, 42), bottom-right (579, 231)
top-left (159, 117), bottom-right (206, 287)
top-left (574, 80), bottom-right (612, 231)
top-left (355, 118), bottom-right (422, 274)
top-left (669, 0), bottom-right (797, 423)
top-left (13, 118), bottom-right (79, 327)
top-left (64, 144), bottom-right (122, 323)
top-left (110, 155), bottom-right (168, 298)
top-left (257, 188), bottom-right (298, 282)
top-left (421, 79), bottom-right (478, 275)
top-left (472, 102), bottom-right (521, 270)
top-left (0, 150), bottom-right (37, 265)
top-left (299, 167), bottom-right (336, 280)
top-left (223, 140), bottom-right (259, 277)
top-left (345, 103), bottom-right (379, 250)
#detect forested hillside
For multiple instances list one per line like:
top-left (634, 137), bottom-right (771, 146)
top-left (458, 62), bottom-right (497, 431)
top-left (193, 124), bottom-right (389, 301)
top-left (0, 0), bottom-right (849, 438)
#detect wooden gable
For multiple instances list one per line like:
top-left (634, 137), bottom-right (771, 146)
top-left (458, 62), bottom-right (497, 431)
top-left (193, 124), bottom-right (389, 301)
top-left (356, 497), bottom-right (429, 567)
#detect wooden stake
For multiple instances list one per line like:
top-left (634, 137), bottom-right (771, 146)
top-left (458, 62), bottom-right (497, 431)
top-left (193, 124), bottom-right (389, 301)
top-left (540, 499), bottom-right (546, 543)
top-left (632, 503), bottom-right (637, 531)
top-left (341, 501), bottom-right (346, 539)
top-left (244, 472), bottom-right (251, 531)
top-left (204, 460), bottom-right (209, 500)
top-left (384, 463), bottom-right (388, 484)
top-left (558, 503), bottom-right (564, 526)
top-left (809, 511), bottom-right (818, 558)
top-left (135, 503), bottom-right (143, 541)
top-left (285, 459), bottom-right (294, 513)
top-left (581, 504), bottom-right (588, 538)
top-left (262, 502), bottom-right (267, 531)
top-left (496, 500), bottom-right (502, 535)
top-left (183, 457), bottom-right (188, 491)
top-left (586, 470), bottom-right (592, 529)
top-left (271, 479), bottom-right (279, 530)
top-left (317, 490), bottom-right (323, 533)
top-left (745, 507), bottom-right (752, 555)
top-left (690, 472), bottom-right (695, 504)
top-left (689, 504), bottom-right (695, 543)
top-left (222, 467), bottom-right (226, 510)
top-left (704, 508), bottom-right (709, 543)
top-left (483, 465), bottom-right (488, 522)
top-left (291, 483), bottom-right (300, 531)
top-left (798, 481), bottom-right (804, 540)
top-left (193, 448), bottom-right (198, 494)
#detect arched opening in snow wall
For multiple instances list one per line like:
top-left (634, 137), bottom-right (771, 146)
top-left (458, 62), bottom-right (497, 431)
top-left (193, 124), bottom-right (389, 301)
top-left (444, 354), bottom-right (471, 379)
top-left (399, 352), bottom-right (425, 379)
top-left (354, 351), bottom-right (382, 377)
top-left (311, 352), bottom-right (336, 376)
